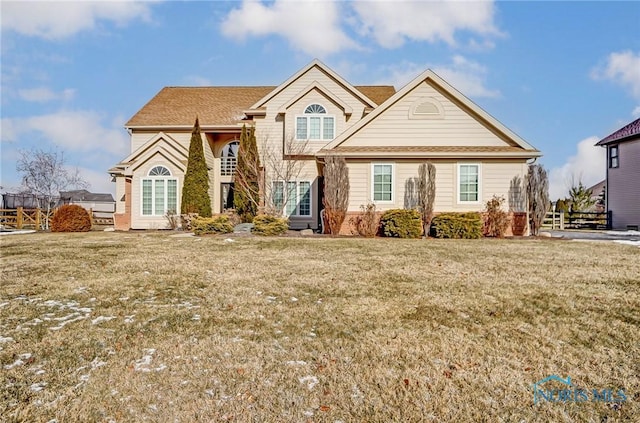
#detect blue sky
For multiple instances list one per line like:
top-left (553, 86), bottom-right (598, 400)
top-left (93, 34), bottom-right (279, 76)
top-left (1, 1), bottom-right (639, 199)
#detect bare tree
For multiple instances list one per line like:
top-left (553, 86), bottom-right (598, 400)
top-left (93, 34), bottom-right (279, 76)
top-left (508, 175), bottom-right (526, 212)
top-left (417, 162), bottom-right (436, 237)
top-left (16, 148), bottom-right (88, 228)
top-left (323, 155), bottom-right (349, 235)
top-left (233, 135), bottom-right (310, 216)
top-left (526, 164), bottom-right (550, 236)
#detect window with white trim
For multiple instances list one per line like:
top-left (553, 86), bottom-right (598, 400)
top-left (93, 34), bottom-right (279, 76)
top-left (372, 164), bottom-right (393, 202)
top-left (142, 165), bottom-right (178, 216)
top-left (221, 140), bottom-right (239, 176)
top-left (458, 164), bottom-right (480, 203)
top-left (272, 180), bottom-right (311, 216)
top-left (609, 145), bottom-right (619, 168)
top-left (296, 104), bottom-right (334, 141)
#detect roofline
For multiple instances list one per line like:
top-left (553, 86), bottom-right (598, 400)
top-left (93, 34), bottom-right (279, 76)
top-left (595, 133), bottom-right (640, 146)
top-left (316, 150), bottom-right (542, 159)
top-left (249, 59), bottom-right (378, 110)
top-left (322, 68), bottom-right (538, 152)
top-left (125, 124), bottom-right (249, 132)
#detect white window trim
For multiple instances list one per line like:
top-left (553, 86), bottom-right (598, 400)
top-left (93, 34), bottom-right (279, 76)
top-left (371, 163), bottom-right (395, 204)
top-left (609, 145), bottom-right (619, 169)
top-left (457, 163), bottom-right (482, 205)
top-left (140, 166), bottom-right (178, 217)
top-left (273, 180), bottom-right (312, 217)
top-left (295, 103), bottom-right (335, 141)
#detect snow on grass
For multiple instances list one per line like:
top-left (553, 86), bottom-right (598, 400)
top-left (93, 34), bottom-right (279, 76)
top-left (30, 382), bottom-right (47, 392)
top-left (4, 353), bottom-right (32, 369)
top-left (614, 240), bottom-right (640, 247)
top-left (298, 375), bottom-right (319, 390)
top-left (0, 336), bottom-right (14, 344)
top-left (285, 360), bottom-right (307, 366)
top-left (91, 316), bottom-right (116, 325)
top-left (606, 230), bottom-right (640, 236)
top-left (134, 349), bottom-right (167, 372)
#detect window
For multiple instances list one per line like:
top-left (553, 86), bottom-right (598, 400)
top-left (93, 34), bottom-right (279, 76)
top-left (272, 180), bottom-right (311, 216)
top-left (372, 164), bottom-right (393, 202)
top-left (609, 145), bottom-right (619, 168)
top-left (296, 104), bottom-right (334, 141)
top-left (221, 141), bottom-right (239, 176)
top-left (142, 166), bottom-right (177, 216)
top-left (459, 164), bottom-right (480, 203)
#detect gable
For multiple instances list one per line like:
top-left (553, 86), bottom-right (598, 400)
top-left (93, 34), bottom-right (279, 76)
top-left (119, 133), bottom-right (189, 176)
top-left (321, 70), bottom-right (540, 158)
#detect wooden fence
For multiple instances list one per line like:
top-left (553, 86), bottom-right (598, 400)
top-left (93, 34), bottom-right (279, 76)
top-left (542, 210), bottom-right (611, 231)
top-left (0, 207), bottom-right (113, 231)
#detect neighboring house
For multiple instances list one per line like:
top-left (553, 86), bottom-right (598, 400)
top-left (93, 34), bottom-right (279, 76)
top-left (110, 60), bottom-right (541, 232)
top-left (59, 189), bottom-right (115, 220)
top-left (587, 179), bottom-right (605, 212)
top-left (596, 118), bottom-right (640, 230)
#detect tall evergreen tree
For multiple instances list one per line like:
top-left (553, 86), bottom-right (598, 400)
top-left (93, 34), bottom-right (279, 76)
top-left (181, 117), bottom-right (212, 217)
top-left (234, 125), bottom-right (260, 222)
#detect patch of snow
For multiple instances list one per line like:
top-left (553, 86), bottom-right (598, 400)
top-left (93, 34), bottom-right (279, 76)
top-left (134, 349), bottom-right (166, 372)
top-left (285, 360), bottom-right (307, 366)
top-left (192, 314), bottom-right (201, 321)
top-left (143, 271), bottom-right (150, 275)
top-left (266, 296), bottom-right (277, 302)
top-left (91, 316), bottom-right (115, 325)
top-left (4, 359), bottom-right (25, 370)
top-left (290, 297), bottom-right (298, 302)
top-left (303, 410), bottom-right (314, 417)
top-left (124, 315), bottom-right (135, 323)
top-left (30, 382), bottom-right (47, 392)
top-left (91, 358), bottom-right (107, 369)
top-left (119, 297), bottom-right (129, 301)
top-left (614, 240), bottom-right (640, 247)
top-left (224, 238), bottom-right (235, 243)
top-left (0, 336), bottom-right (14, 344)
top-left (49, 314), bottom-right (88, 331)
top-left (299, 375), bottom-right (319, 390)
top-left (0, 302), bottom-right (9, 308)
top-left (606, 230), bottom-right (640, 236)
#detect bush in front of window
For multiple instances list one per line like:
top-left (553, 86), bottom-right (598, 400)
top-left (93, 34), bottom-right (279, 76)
top-left (483, 195), bottom-right (510, 238)
top-left (252, 215), bottom-right (289, 236)
top-left (192, 215), bottom-right (234, 235)
top-left (379, 209), bottom-right (422, 238)
top-left (430, 212), bottom-right (482, 239)
top-left (51, 204), bottom-right (92, 232)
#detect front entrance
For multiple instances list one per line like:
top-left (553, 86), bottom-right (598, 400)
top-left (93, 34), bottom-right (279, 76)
top-left (221, 183), bottom-right (234, 211)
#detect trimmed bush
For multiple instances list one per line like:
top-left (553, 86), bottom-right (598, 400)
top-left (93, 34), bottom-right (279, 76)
top-left (51, 204), bottom-right (92, 232)
top-left (252, 215), bottom-right (289, 236)
top-left (379, 209), bottom-right (422, 238)
top-left (192, 215), bottom-right (234, 235)
top-left (431, 212), bottom-right (482, 239)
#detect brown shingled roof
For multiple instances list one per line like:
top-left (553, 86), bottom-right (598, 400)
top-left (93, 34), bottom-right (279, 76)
top-left (327, 146), bottom-right (536, 153)
top-left (126, 85), bottom-right (396, 128)
top-left (126, 87), bottom-right (275, 127)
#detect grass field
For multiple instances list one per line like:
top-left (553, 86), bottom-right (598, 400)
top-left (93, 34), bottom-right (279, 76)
top-left (1, 232), bottom-right (638, 422)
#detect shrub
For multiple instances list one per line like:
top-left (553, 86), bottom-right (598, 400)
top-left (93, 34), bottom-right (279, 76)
top-left (379, 209), bottom-right (422, 238)
top-left (165, 210), bottom-right (179, 230)
top-left (51, 204), bottom-right (92, 232)
top-left (352, 202), bottom-right (379, 237)
top-left (252, 215), bottom-right (289, 236)
top-left (192, 215), bottom-right (234, 235)
top-left (431, 212), bottom-right (482, 239)
top-left (484, 195), bottom-right (510, 238)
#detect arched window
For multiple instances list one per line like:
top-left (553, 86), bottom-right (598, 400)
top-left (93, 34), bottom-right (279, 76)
top-left (296, 103), bottom-right (334, 141)
top-left (221, 141), bottom-right (239, 176)
top-left (141, 165), bottom-right (177, 216)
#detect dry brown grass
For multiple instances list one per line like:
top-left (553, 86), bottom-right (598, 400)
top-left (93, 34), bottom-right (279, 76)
top-left (1, 232), bottom-right (638, 422)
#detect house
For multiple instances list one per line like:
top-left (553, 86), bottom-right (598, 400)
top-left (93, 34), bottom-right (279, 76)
top-left (59, 189), bottom-right (116, 221)
top-left (595, 118), bottom-right (640, 230)
top-left (586, 179), bottom-right (605, 213)
top-left (110, 60), bottom-right (541, 232)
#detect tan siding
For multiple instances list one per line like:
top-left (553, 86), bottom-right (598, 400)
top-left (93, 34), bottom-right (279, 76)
top-left (608, 139), bottom-right (640, 228)
top-left (343, 80), bottom-right (511, 148)
top-left (114, 177), bottom-right (126, 214)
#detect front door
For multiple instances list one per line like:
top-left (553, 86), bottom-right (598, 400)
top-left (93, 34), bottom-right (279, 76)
top-left (221, 183), bottom-right (234, 211)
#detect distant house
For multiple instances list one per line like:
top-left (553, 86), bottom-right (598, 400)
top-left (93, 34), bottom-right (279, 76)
top-left (595, 118), bottom-right (640, 230)
top-left (59, 189), bottom-right (115, 220)
top-left (110, 59), bottom-right (541, 232)
top-left (587, 179), bottom-right (605, 212)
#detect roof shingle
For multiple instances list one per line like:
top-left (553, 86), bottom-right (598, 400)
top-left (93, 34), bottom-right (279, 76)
top-left (125, 85), bottom-right (396, 128)
top-left (596, 118), bottom-right (640, 145)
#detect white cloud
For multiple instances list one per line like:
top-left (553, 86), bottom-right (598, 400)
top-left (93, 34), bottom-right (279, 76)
top-left (632, 106), bottom-right (640, 118)
top-left (1, 110), bottom-right (128, 157)
top-left (548, 136), bottom-right (605, 200)
top-left (182, 75), bottom-right (212, 86)
top-left (18, 87), bottom-right (75, 103)
top-left (220, 0), bottom-right (358, 57)
top-left (1, 1), bottom-right (154, 39)
top-left (377, 56), bottom-right (499, 98)
top-left (352, 0), bottom-right (499, 48)
top-left (591, 50), bottom-right (640, 99)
